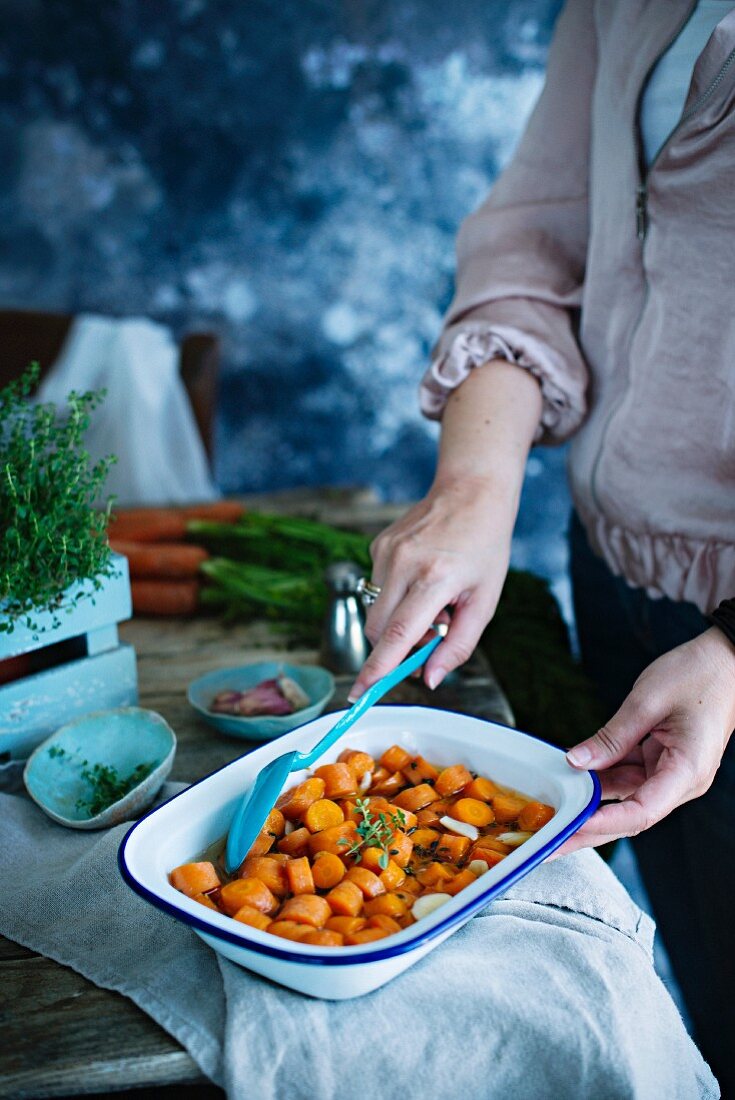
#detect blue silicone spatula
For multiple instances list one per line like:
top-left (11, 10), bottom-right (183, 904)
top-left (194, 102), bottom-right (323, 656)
top-left (225, 625), bottom-right (446, 873)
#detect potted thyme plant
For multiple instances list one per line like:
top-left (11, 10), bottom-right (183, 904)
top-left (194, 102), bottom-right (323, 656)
top-left (0, 364), bottom-right (137, 760)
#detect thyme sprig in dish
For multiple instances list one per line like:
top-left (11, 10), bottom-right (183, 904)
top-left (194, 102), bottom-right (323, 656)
top-left (338, 797), bottom-right (407, 870)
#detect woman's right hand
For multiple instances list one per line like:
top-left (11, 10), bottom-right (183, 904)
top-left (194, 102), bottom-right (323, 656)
top-left (347, 472), bottom-right (516, 700)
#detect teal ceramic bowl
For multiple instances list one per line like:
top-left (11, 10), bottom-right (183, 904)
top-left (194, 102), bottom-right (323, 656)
top-left (187, 662), bottom-right (335, 741)
top-left (24, 707), bottom-right (177, 829)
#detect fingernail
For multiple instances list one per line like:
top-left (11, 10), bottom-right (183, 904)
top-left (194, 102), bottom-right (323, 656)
top-left (426, 666), bottom-right (445, 691)
top-left (346, 683), bottom-right (364, 704)
top-left (566, 744), bottom-right (592, 768)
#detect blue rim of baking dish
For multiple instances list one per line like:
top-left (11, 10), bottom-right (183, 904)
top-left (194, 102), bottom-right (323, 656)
top-left (118, 714), bottom-right (602, 968)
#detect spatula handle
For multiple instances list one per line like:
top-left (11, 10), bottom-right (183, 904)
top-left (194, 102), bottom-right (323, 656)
top-left (299, 628), bottom-right (445, 768)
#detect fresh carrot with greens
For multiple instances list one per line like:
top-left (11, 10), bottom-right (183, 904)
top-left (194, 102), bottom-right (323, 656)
top-left (130, 579), bottom-right (200, 616)
top-left (110, 540), bottom-right (209, 578)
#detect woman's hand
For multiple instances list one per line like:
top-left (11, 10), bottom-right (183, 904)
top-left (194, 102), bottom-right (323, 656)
top-left (557, 627), bottom-right (735, 854)
top-left (347, 473), bottom-right (516, 700)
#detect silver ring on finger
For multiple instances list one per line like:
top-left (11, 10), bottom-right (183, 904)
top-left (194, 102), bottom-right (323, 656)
top-left (356, 577), bottom-right (382, 606)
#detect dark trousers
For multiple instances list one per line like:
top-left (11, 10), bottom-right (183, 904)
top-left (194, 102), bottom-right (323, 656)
top-left (569, 513), bottom-right (735, 1097)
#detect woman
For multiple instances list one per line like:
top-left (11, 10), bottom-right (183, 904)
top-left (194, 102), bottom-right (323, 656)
top-left (348, 1), bottom-right (735, 1090)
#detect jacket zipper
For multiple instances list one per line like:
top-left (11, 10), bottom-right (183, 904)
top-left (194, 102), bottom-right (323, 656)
top-left (589, 0), bottom-right (733, 514)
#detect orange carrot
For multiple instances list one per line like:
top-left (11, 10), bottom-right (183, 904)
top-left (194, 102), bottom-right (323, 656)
top-left (278, 895), bottom-right (331, 928)
top-left (453, 797), bottom-right (495, 828)
top-left (267, 920), bottom-right (312, 941)
top-left (411, 827), bottom-right (441, 850)
top-left (312, 763), bottom-right (357, 800)
top-left (131, 579), bottom-right (200, 616)
top-left (434, 833), bottom-right (471, 864)
top-left (219, 877), bottom-right (279, 916)
top-left (344, 927), bottom-right (389, 945)
top-left (337, 750), bottom-right (375, 779)
top-left (518, 800), bottom-right (555, 832)
top-left (170, 862), bottom-right (220, 898)
top-left (393, 783), bottom-right (439, 813)
top-left (344, 867), bottom-right (386, 899)
top-left (380, 745), bottom-right (413, 772)
top-left (368, 770), bottom-right (404, 797)
top-left (285, 856), bottom-right (315, 895)
top-left (276, 827), bottom-right (312, 858)
top-left (311, 852), bottom-right (346, 890)
top-left (492, 793), bottom-right (528, 824)
top-left (304, 798), bottom-right (345, 833)
top-left (193, 892), bottom-right (220, 911)
top-left (326, 880), bottom-right (364, 917)
top-left (233, 905), bottom-right (272, 930)
top-left (308, 822), bottom-right (358, 858)
top-left (379, 860), bottom-right (406, 892)
top-left (325, 915), bottom-right (366, 936)
top-left (368, 914), bottom-right (402, 934)
top-left (416, 862), bottom-right (455, 886)
top-left (108, 501), bottom-right (245, 543)
top-left (276, 778), bottom-right (326, 820)
top-left (463, 776), bottom-right (498, 802)
top-left (401, 755), bottom-right (439, 786)
top-left (364, 893), bottom-right (409, 919)
top-left (386, 830), bottom-right (414, 867)
top-left (239, 857), bottom-right (289, 897)
top-left (301, 929), bottom-right (344, 947)
top-left (109, 540), bottom-right (209, 578)
top-left (470, 846), bottom-right (507, 868)
top-left (445, 868), bottom-right (479, 896)
top-left (434, 764), bottom-right (473, 798)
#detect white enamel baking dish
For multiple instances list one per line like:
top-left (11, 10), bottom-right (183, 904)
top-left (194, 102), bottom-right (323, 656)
top-left (119, 706), bottom-right (600, 999)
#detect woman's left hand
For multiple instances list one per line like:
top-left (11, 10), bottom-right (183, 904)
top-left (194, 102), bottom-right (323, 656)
top-left (556, 626), bottom-right (735, 855)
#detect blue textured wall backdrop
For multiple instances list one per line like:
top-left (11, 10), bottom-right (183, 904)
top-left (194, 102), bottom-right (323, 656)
top-left (0, 0), bottom-right (571, 604)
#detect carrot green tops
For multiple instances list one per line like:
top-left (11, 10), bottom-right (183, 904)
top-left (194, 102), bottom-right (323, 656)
top-left (421, 0), bottom-right (735, 613)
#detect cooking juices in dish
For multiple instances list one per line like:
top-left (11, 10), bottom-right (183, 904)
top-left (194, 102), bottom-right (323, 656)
top-left (169, 743), bottom-right (555, 947)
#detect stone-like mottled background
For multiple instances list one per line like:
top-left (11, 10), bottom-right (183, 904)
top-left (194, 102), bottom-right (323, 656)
top-left (0, 0), bottom-right (570, 602)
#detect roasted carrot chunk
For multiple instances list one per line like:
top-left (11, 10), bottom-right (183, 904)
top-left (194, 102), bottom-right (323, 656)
top-left (414, 800), bottom-right (453, 828)
top-left (312, 763), bottom-right (357, 800)
top-left (277, 827), bottom-right (311, 858)
top-left (416, 862), bottom-right (455, 886)
top-left (276, 778), bottom-right (326, 820)
top-left (233, 905), bottom-right (272, 930)
top-left (267, 920), bottom-right (311, 941)
top-left (364, 893), bottom-right (409, 919)
top-left (193, 891), bottom-right (219, 911)
top-left (338, 749), bottom-right (375, 779)
top-left (368, 770), bottom-right (405, 796)
top-left (453, 797), bottom-right (495, 828)
top-left (434, 833), bottom-right (471, 864)
top-left (445, 868), bottom-right (478, 896)
top-left (368, 914), bottom-right (402, 934)
top-left (469, 846), bottom-right (507, 868)
top-left (311, 852), bottom-right (346, 889)
top-left (411, 827), bottom-right (441, 851)
top-left (518, 800), bottom-right (555, 832)
top-left (278, 895), bottom-right (332, 928)
top-left (220, 877), bottom-right (279, 916)
top-left (402, 755), bottom-right (439, 785)
top-left (395, 876), bottom-right (421, 897)
top-left (238, 856), bottom-right (289, 897)
top-left (285, 856), bottom-right (315, 895)
top-left (245, 830), bottom-right (276, 858)
top-left (170, 862), bottom-right (220, 898)
top-left (380, 744), bottom-right (413, 772)
top-left (325, 915), bottom-right (366, 935)
top-left (301, 929), bottom-right (345, 946)
top-left (434, 765), bottom-right (473, 798)
top-left (326, 880), bottom-right (364, 917)
top-left (379, 860), bottom-right (406, 892)
top-left (492, 793), bottom-right (528, 824)
top-left (344, 927), bottom-right (390, 945)
top-left (387, 830), bottom-right (414, 867)
top-left (393, 783), bottom-right (439, 812)
top-left (308, 821), bottom-right (358, 858)
top-left (304, 798), bottom-right (345, 833)
top-left (463, 776), bottom-right (497, 802)
top-left (344, 866), bottom-right (386, 899)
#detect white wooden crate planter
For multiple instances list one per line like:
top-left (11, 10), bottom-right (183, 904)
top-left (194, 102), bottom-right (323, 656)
top-left (0, 552), bottom-right (137, 762)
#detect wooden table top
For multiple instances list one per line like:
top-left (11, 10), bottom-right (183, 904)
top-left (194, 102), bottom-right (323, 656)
top-left (0, 490), bottom-right (513, 1099)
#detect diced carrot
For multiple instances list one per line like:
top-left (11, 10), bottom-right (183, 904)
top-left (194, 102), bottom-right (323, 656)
top-left (518, 800), bottom-right (555, 832)
top-left (308, 821), bottom-right (358, 858)
top-left (434, 833), bottom-right (471, 864)
top-left (463, 776), bottom-right (498, 802)
top-left (312, 763), bottom-right (357, 800)
top-left (233, 905), bottom-right (272, 930)
top-left (238, 857), bottom-right (289, 897)
top-left (131, 579), bottom-right (200, 616)
top-left (301, 929), bottom-right (344, 947)
top-left (193, 892), bottom-right (220, 911)
top-left (378, 801), bottom-right (417, 831)
top-left (339, 799), bottom-right (361, 823)
top-left (364, 893), bottom-right (409, 919)
top-left (395, 877), bottom-right (421, 897)
top-left (326, 880), bottom-right (364, 917)
top-left (492, 793), bottom-right (528, 824)
top-left (304, 798), bottom-right (345, 833)
top-left (337, 750), bottom-right (375, 779)
top-left (379, 860), bottom-right (406, 892)
top-left (470, 847), bottom-right (507, 868)
top-left (276, 778), bottom-right (326, 820)
top-left (445, 868), bottom-right (478, 896)
top-left (170, 862), bottom-right (221, 898)
top-left (434, 765), bottom-right (473, 798)
top-left (402, 755), bottom-right (439, 785)
top-left (368, 914), bottom-right (402, 934)
top-left (358, 847), bottom-right (385, 873)
top-left (264, 808), bottom-right (286, 837)
top-left (387, 830), bottom-right (414, 867)
top-left (325, 916), bottom-right (367, 936)
top-left (246, 830), bottom-right (276, 859)
top-left (276, 827), bottom-right (311, 858)
top-left (344, 867), bottom-right (386, 899)
top-left (411, 827), bottom-right (441, 851)
top-left (416, 862), bottom-right (455, 886)
top-left (344, 928), bottom-right (390, 945)
top-left (311, 852), bottom-right (346, 889)
top-left (278, 895), bottom-right (332, 928)
top-left (380, 744), bottom-right (413, 772)
top-left (415, 801), bottom-right (452, 828)
top-left (393, 784), bottom-right (439, 813)
top-left (453, 798), bottom-right (495, 828)
top-left (473, 836), bottom-right (512, 855)
top-left (220, 877), bottom-right (279, 916)
top-left (109, 540), bottom-right (209, 579)
top-left (367, 766), bottom-right (391, 791)
top-left (394, 888), bottom-right (419, 908)
top-left (368, 770), bottom-right (405, 796)
top-left (267, 852), bottom-right (292, 863)
top-left (244, 808), bottom-right (285, 859)
top-left (267, 920), bottom-right (311, 941)
top-left (285, 856), bottom-right (315, 895)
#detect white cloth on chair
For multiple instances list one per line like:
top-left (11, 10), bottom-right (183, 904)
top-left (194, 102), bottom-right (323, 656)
top-left (37, 313), bottom-right (218, 507)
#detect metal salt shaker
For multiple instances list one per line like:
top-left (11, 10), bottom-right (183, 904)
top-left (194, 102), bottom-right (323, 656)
top-left (319, 561), bottom-right (370, 674)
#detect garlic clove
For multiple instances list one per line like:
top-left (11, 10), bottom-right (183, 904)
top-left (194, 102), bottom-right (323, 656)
top-left (439, 815), bottom-right (479, 842)
top-left (495, 831), bottom-right (533, 847)
top-left (468, 859), bottom-right (490, 876)
top-left (412, 893), bottom-right (452, 921)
